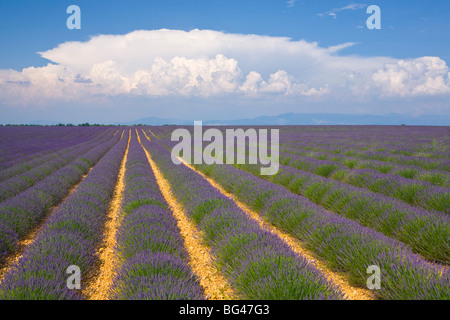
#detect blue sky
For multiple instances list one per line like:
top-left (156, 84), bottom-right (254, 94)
top-left (0, 0), bottom-right (449, 124)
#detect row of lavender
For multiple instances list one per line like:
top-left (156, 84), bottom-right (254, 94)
top-left (0, 128), bottom-right (116, 182)
top-left (0, 127), bottom-right (112, 158)
top-left (184, 159), bottom-right (450, 299)
top-left (279, 151), bottom-right (449, 214)
top-left (0, 127), bottom-right (88, 164)
top-left (147, 128), bottom-right (449, 299)
top-left (0, 129), bottom-right (116, 202)
top-left (149, 126), bottom-right (450, 299)
top-left (149, 126), bottom-right (449, 255)
top-left (0, 127), bottom-right (110, 170)
top-left (281, 146), bottom-right (449, 187)
top-left (141, 134), bottom-right (345, 299)
top-left (161, 124), bottom-right (448, 215)
top-left (0, 130), bottom-right (129, 299)
top-left (234, 162), bottom-right (450, 263)
top-left (0, 130), bottom-right (123, 263)
top-left (280, 126), bottom-right (449, 160)
top-left (281, 137), bottom-right (449, 170)
top-left (196, 127), bottom-right (449, 216)
top-left (110, 131), bottom-right (204, 299)
top-left (150, 125), bottom-right (449, 162)
top-left (188, 133), bottom-right (449, 263)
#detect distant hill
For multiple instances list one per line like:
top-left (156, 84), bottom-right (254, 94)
top-left (123, 113), bottom-right (450, 126)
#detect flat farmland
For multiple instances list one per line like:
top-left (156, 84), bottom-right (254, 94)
top-left (0, 125), bottom-right (448, 300)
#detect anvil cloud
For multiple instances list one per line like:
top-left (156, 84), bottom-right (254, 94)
top-left (0, 29), bottom-right (449, 107)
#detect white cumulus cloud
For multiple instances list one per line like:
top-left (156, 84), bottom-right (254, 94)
top-left (372, 56), bottom-right (450, 96)
top-left (0, 29), bottom-right (449, 107)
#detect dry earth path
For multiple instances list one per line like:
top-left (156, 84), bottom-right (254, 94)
top-left (84, 130), bottom-right (131, 300)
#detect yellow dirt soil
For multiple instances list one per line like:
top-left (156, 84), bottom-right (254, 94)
top-left (148, 129), bottom-right (160, 140)
top-left (84, 130), bottom-right (131, 300)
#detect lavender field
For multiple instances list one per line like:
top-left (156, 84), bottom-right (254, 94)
top-left (0, 125), bottom-right (448, 300)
